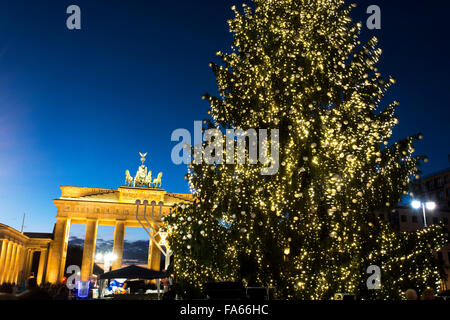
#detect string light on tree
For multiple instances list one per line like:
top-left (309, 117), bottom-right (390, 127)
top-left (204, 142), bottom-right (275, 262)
top-left (164, 0), bottom-right (445, 299)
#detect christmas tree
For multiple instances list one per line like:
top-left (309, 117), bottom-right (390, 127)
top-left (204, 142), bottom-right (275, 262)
top-left (164, 0), bottom-right (445, 299)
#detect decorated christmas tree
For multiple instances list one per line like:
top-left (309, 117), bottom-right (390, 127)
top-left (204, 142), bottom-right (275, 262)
top-left (164, 0), bottom-right (446, 299)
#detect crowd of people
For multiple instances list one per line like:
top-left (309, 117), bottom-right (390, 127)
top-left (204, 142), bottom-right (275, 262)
top-left (405, 288), bottom-right (440, 300)
top-left (0, 277), bottom-right (445, 300)
top-left (0, 278), bottom-right (73, 300)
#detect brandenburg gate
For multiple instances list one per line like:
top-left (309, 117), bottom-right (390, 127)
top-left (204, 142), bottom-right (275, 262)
top-left (0, 153), bottom-right (192, 285)
top-left (46, 153), bottom-right (193, 283)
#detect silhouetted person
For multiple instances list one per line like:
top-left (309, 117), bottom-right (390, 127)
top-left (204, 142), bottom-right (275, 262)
top-left (0, 283), bottom-right (15, 300)
top-left (405, 289), bottom-right (418, 300)
top-left (53, 285), bottom-right (69, 300)
top-left (17, 278), bottom-right (51, 300)
top-left (421, 288), bottom-right (435, 300)
top-left (163, 285), bottom-right (176, 300)
top-left (0, 283), bottom-right (13, 294)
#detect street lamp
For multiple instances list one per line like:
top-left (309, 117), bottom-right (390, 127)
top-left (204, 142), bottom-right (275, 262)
top-left (411, 200), bottom-right (436, 227)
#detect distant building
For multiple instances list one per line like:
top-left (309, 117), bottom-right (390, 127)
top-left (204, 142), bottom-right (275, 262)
top-left (0, 224), bottom-right (52, 285)
top-left (380, 206), bottom-right (449, 232)
top-left (379, 205), bottom-right (450, 291)
top-left (413, 166), bottom-right (450, 209)
top-left (379, 162), bottom-right (450, 291)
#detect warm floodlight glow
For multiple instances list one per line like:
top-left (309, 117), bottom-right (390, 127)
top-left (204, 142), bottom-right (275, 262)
top-left (105, 253), bottom-right (117, 261)
top-left (425, 202), bottom-right (436, 210)
top-left (411, 200), bottom-right (421, 209)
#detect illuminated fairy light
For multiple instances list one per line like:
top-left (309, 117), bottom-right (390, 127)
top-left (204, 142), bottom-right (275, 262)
top-left (159, 231), bottom-right (169, 247)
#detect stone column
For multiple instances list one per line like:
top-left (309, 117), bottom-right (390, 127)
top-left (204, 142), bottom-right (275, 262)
top-left (0, 241), bottom-right (12, 284)
top-left (6, 243), bottom-right (18, 283)
top-left (112, 221), bottom-right (125, 270)
top-left (147, 228), bottom-right (161, 271)
top-left (11, 245), bottom-right (24, 284)
top-left (16, 247), bottom-right (28, 285)
top-left (0, 240), bottom-right (10, 284)
top-left (46, 217), bottom-right (71, 283)
top-left (14, 246), bottom-right (24, 284)
top-left (36, 248), bottom-right (48, 285)
top-left (81, 219), bottom-right (98, 281)
top-left (24, 249), bottom-right (34, 281)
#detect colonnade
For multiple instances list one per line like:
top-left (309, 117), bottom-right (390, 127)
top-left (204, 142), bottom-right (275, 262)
top-left (46, 217), bottom-right (161, 283)
top-left (0, 236), bottom-right (49, 285)
top-left (1, 215), bottom-right (161, 286)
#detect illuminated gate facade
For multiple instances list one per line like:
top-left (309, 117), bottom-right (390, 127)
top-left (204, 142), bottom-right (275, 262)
top-left (45, 185), bottom-right (192, 283)
top-left (45, 153), bottom-right (193, 283)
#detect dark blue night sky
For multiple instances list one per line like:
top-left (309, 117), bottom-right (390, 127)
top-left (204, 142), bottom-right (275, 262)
top-left (0, 0), bottom-right (448, 239)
